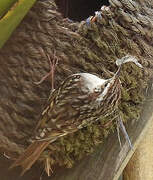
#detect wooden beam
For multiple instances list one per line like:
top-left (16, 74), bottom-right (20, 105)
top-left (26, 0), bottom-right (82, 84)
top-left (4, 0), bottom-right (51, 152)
top-left (124, 101), bottom-right (153, 180)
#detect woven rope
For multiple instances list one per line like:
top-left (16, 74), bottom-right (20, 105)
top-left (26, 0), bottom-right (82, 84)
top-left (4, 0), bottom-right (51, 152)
top-left (0, 0), bottom-right (152, 167)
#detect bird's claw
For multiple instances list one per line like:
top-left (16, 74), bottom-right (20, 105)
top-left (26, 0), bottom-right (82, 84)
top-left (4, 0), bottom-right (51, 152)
top-left (34, 51), bottom-right (58, 91)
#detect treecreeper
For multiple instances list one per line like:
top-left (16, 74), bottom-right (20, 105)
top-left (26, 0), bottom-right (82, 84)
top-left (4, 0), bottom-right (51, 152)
top-left (11, 55), bottom-right (143, 176)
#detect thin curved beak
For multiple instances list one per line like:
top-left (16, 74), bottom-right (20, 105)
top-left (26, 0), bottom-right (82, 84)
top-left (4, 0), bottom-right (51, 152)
top-left (114, 66), bottom-right (121, 78)
top-left (109, 66), bottom-right (121, 83)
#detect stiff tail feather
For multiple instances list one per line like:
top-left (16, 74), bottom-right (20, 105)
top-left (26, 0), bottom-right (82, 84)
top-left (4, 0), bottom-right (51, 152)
top-left (10, 141), bottom-right (50, 175)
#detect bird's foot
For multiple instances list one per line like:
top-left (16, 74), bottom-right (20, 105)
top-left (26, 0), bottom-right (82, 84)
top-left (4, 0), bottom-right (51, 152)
top-left (34, 51), bottom-right (58, 91)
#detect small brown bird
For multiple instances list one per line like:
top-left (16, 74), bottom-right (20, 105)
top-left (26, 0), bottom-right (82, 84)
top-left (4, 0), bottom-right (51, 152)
top-left (11, 55), bottom-right (142, 175)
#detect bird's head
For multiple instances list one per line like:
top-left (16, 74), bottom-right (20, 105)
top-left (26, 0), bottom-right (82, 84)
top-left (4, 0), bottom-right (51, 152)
top-left (76, 73), bottom-right (114, 103)
top-left (76, 55), bottom-right (142, 103)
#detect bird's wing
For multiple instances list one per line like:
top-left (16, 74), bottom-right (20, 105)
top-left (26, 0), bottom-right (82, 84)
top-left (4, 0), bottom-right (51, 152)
top-left (34, 74), bottom-right (90, 141)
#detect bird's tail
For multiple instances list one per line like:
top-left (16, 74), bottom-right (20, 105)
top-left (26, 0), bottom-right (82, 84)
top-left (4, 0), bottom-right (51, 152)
top-left (10, 140), bottom-right (50, 175)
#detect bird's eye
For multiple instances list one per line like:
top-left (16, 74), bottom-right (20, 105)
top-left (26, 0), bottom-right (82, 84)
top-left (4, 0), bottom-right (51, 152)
top-left (101, 82), bottom-right (108, 90)
top-left (104, 82), bottom-right (108, 88)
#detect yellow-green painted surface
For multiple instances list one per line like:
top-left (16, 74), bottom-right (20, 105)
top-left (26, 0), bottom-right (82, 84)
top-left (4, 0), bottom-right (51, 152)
top-left (0, 0), bottom-right (36, 48)
top-left (0, 0), bottom-right (17, 18)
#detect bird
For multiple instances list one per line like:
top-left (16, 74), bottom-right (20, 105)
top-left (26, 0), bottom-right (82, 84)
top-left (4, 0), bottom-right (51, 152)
top-left (11, 55), bottom-right (142, 176)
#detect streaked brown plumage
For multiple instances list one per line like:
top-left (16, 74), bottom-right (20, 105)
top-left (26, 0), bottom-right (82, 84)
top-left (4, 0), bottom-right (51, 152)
top-left (11, 55), bottom-right (142, 176)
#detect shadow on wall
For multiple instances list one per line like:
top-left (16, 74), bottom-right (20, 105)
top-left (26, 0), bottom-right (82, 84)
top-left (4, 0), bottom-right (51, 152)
top-left (55, 0), bottom-right (110, 21)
